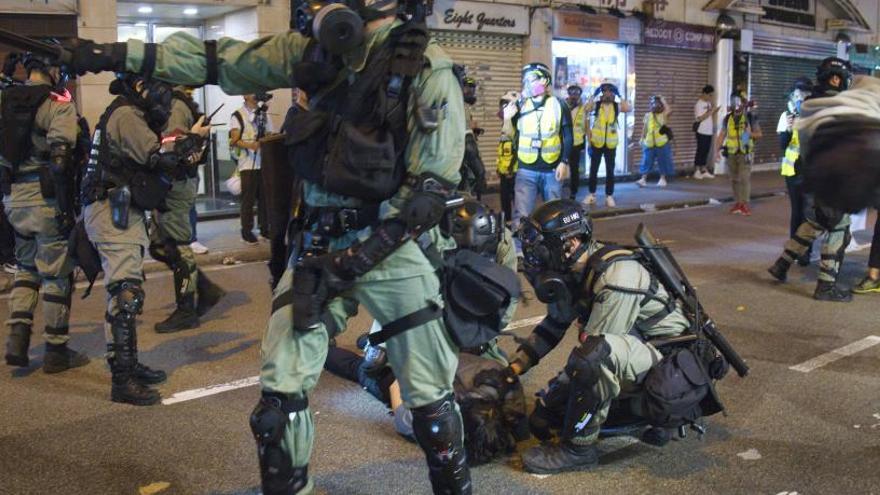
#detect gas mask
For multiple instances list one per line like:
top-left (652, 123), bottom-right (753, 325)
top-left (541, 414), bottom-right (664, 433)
top-left (519, 220), bottom-right (576, 304)
top-left (463, 85), bottom-right (477, 105)
top-left (293, 0), bottom-right (402, 55)
top-left (141, 80), bottom-right (173, 132)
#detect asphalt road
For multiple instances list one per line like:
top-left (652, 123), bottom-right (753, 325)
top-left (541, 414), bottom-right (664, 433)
top-left (1, 195), bottom-right (879, 495)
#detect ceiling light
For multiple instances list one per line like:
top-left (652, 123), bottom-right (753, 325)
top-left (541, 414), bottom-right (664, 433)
top-left (137, 6), bottom-right (153, 14)
top-left (183, 7), bottom-right (198, 15)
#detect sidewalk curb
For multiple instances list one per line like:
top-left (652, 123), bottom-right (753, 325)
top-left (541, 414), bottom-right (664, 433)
top-left (590, 190), bottom-right (785, 219)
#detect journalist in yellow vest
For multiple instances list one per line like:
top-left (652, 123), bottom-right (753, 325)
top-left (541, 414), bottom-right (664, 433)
top-left (715, 92), bottom-right (762, 215)
top-left (637, 95), bottom-right (673, 188)
top-left (512, 62), bottom-right (573, 257)
top-left (776, 77), bottom-right (812, 244)
top-left (566, 85), bottom-right (587, 201)
top-left (585, 83), bottom-right (631, 207)
top-left (497, 91), bottom-right (519, 225)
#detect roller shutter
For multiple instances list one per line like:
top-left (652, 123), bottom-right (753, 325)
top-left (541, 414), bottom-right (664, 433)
top-left (748, 54), bottom-right (823, 167)
top-left (633, 46), bottom-right (710, 173)
top-left (432, 31), bottom-right (524, 179)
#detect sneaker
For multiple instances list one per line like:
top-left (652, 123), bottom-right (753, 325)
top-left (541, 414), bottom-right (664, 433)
top-left (740, 203), bottom-right (752, 216)
top-left (656, 177), bottom-right (667, 187)
top-left (729, 202), bottom-right (743, 214)
top-left (693, 170), bottom-right (705, 180)
top-left (605, 196), bottom-right (616, 208)
top-left (852, 276), bottom-right (880, 294)
top-left (189, 241), bottom-right (209, 254)
top-left (702, 170), bottom-right (715, 179)
top-left (3, 262), bottom-right (16, 274)
top-left (584, 193), bottom-right (597, 206)
top-left (636, 177), bottom-right (647, 187)
top-left (813, 281), bottom-right (852, 302)
top-left (241, 230), bottom-right (258, 245)
top-left (522, 442), bottom-right (600, 474)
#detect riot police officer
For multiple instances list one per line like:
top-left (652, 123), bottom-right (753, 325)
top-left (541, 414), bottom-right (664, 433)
top-left (768, 57), bottom-right (854, 302)
top-left (1, 53), bottom-right (89, 372)
top-left (58, 0), bottom-right (471, 491)
top-left (82, 74), bottom-right (209, 405)
top-left (150, 85), bottom-right (225, 333)
top-left (459, 75), bottom-right (487, 196)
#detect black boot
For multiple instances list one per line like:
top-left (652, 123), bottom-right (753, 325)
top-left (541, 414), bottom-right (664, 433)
top-left (110, 318), bottom-right (161, 406)
top-left (43, 342), bottom-right (90, 374)
top-left (5, 323), bottom-right (31, 367)
top-left (813, 281), bottom-right (853, 302)
top-left (196, 269), bottom-right (226, 317)
top-left (155, 293), bottom-right (199, 333)
top-left (522, 441), bottom-right (600, 474)
top-left (767, 257), bottom-right (791, 283)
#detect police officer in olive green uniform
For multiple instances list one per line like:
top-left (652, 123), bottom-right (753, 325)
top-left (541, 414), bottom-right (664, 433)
top-left (82, 74), bottom-right (209, 406)
top-left (508, 199), bottom-right (690, 473)
top-left (1, 54), bottom-right (89, 373)
top-left (60, 0), bottom-right (471, 491)
top-left (150, 86), bottom-right (225, 332)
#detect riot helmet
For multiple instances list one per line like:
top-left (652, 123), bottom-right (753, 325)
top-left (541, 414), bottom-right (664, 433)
top-left (463, 76), bottom-right (477, 105)
top-left (522, 63), bottom-right (551, 98)
top-left (445, 200), bottom-right (502, 255)
top-left (816, 57), bottom-right (852, 91)
top-left (518, 199), bottom-right (592, 303)
top-left (788, 77), bottom-right (812, 114)
top-left (110, 73), bottom-right (173, 132)
top-left (21, 52), bottom-right (68, 93)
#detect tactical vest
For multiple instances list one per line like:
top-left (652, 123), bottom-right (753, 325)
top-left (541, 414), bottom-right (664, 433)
top-left (571, 103), bottom-right (586, 147)
top-left (516, 96), bottom-right (563, 165)
top-left (642, 113), bottom-right (668, 148)
top-left (83, 96), bottom-right (171, 211)
top-left (0, 85), bottom-right (51, 170)
top-left (780, 127), bottom-right (799, 177)
top-left (590, 102), bottom-right (620, 149)
top-left (723, 113), bottom-right (750, 155)
top-left (284, 22), bottom-right (428, 202)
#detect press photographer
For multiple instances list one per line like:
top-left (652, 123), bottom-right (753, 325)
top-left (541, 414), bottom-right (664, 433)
top-left (230, 93), bottom-right (275, 244)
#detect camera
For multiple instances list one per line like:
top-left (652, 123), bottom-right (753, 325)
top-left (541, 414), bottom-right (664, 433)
top-left (255, 91), bottom-right (273, 113)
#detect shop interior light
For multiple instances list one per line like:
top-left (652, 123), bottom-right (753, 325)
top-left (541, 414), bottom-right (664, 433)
top-left (184, 7), bottom-right (198, 15)
top-left (137, 6), bottom-right (153, 14)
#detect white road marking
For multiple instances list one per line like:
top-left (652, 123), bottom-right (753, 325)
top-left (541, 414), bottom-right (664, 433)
top-left (788, 336), bottom-right (880, 373)
top-left (163, 314), bottom-right (550, 405)
top-left (737, 448), bottom-right (762, 461)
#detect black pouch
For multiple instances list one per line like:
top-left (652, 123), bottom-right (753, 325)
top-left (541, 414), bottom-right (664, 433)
top-left (641, 348), bottom-right (712, 429)
top-left (659, 125), bottom-right (675, 141)
top-left (38, 167), bottom-right (56, 199)
top-left (129, 170), bottom-right (172, 211)
top-left (286, 111), bottom-right (331, 184)
top-left (323, 122), bottom-right (401, 201)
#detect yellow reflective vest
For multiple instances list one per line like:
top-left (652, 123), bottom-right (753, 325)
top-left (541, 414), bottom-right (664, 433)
top-left (780, 127), bottom-right (799, 177)
top-left (642, 112), bottom-right (669, 148)
top-left (590, 103), bottom-right (619, 149)
top-left (497, 138), bottom-right (517, 176)
top-left (724, 113), bottom-right (751, 155)
top-left (571, 104), bottom-right (587, 147)
top-left (517, 96), bottom-right (563, 165)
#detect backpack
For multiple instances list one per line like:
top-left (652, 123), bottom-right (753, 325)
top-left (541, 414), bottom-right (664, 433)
top-left (0, 85), bottom-right (51, 170)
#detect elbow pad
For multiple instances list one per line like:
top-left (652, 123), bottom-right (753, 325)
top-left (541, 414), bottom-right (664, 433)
top-left (400, 173), bottom-right (456, 233)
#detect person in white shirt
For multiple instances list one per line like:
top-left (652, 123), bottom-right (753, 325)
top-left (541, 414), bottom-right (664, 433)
top-left (693, 85), bottom-right (719, 179)
top-left (230, 94), bottom-right (275, 244)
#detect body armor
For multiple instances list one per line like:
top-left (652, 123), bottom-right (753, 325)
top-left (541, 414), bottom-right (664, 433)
top-left (0, 85), bottom-right (51, 170)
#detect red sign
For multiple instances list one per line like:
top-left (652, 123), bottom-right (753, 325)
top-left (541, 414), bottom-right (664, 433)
top-left (643, 20), bottom-right (715, 51)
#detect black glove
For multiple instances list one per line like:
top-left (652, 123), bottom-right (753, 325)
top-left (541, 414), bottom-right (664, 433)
top-left (63, 39), bottom-right (128, 75)
top-left (297, 251), bottom-right (356, 296)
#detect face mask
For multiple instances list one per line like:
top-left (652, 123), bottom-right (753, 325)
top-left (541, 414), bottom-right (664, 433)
top-left (293, 0), bottom-right (365, 55)
top-left (526, 81), bottom-right (546, 98)
top-left (526, 269), bottom-right (572, 304)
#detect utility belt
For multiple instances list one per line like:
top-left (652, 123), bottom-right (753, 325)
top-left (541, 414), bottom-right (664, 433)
top-left (303, 203), bottom-right (381, 238)
top-left (82, 167), bottom-right (171, 213)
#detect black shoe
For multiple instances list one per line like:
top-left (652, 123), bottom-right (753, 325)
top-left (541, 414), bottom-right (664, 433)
top-left (133, 362), bottom-right (167, 385)
top-left (111, 372), bottom-right (161, 406)
top-left (155, 306), bottom-right (200, 333)
top-left (522, 442), bottom-right (599, 474)
top-left (641, 426), bottom-right (672, 447)
top-left (196, 270), bottom-right (226, 317)
top-left (813, 281), bottom-right (853, 302)
top-left (797, 252), bottom-right (811, 267)
top-left (241, 230), bottom-right (258, 245)
top-left (43, 343), bottom-right (90, 374)
top-left (767, 258), bottom-right (791, 283)
top-left (5, 323), bottom-right (31, 367)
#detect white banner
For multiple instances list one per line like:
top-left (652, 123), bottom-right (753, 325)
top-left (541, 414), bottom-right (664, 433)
top-left (0, 0), bottom-right (77, 14)
top-left (427, 0), bottom-right (529, 35)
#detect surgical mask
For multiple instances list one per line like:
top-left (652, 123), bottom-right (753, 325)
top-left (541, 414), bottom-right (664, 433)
top-left (293, 0), bottom-right (365, 55)
top-left (525, 80), bottom-right (546, 98)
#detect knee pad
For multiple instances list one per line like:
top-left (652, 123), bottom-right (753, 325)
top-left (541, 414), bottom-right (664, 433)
top-left (411, 395), bottom-right (472, 493)
top-left (250, 392), bottom-right (309, 495)
top-left (564, 335), bottom-right (612, 387)
top-left (110, 280), bottom-right (144, 324)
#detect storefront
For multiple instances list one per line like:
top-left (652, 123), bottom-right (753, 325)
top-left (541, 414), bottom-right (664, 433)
top-left (739, 31), bottom-right (838, 166)
top-left (427, 0), bottom-right (529, 178)
top-left (551, 11), bottom-right (641, 178)
top-left (633, 20), bottom-right (715, 173)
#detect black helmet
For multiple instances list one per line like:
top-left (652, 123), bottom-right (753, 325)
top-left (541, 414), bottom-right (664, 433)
top-left (446, 200), bottom-right (501, 255)
top-left (110, 73), bottom-right (173, 131)
top-left (518, 199), bottom-right (592, 272)
top-left (20, 52), bottom-right (68, 92)
top-left (816, 57), bottom-right (852, 90)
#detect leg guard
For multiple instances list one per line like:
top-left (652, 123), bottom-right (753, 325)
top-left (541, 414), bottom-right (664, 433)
top-left (529, 372), bottom-right (569, 442)
top-left (562, 336), bottom-right (612, 440)
top-left (411, 395), bottom-right (472, 495)
top-left (250, 391), bottom-right (310, 495)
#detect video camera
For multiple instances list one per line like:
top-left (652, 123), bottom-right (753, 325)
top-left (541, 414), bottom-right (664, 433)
top-left (254, 91), bottom-right (273, 113)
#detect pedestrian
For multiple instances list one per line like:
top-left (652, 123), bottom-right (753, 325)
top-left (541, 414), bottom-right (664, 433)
top-left (81, 74), bottom-right (209, 404)
top-left (150, 85), bottom-right (225, 333)
top-left (188, 206), bottom-right (208, 253)
top-left (767, 57), bottom-right (854, 302)
top-left (565, 85), bottom-right (586, 202)
top-left (715, 92), bottom-right (759, 215)
top-left (585, 82), bottom-right (630, 207)
top-left (230, 93), bottom-right (273, 245)
top-left (1, 53), bottom-right (88, 372)
top-left (693, 84), bottom-right (719, 179)
top-left (637, 95), bottom-right (673, 187)
top-left (497, 91), bottom-right (519, 226)
top-left (63, 2), bottom-right (479, 490)
top-left (776, 77), bottom-right (813, 263)
top-left (512, 62), bottom-right (573, 259)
